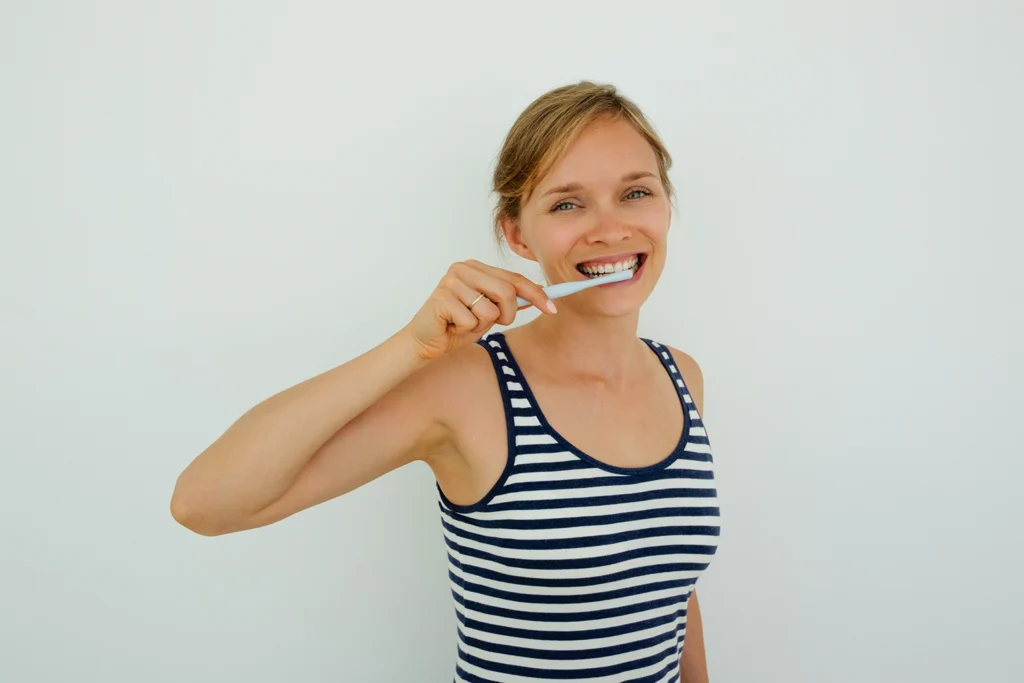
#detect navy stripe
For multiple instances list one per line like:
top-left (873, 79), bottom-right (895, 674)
top-left (443, 519), bottom-right (721, 551)
top-left (451, 557), bottom-right (709, 589)
top-left (440, 503), bottom-right (721, 530)
top-left (456, 607), bottom-right (688, 642)
top-left (445, 538), bottom-right (718, 571)
top-left (484, 487), bottom-right (719, 512)
top-left (457, 620), bottom-right (687, 661)
top-left (454, 573), bottom-right (695, 605)
top-left (499, 469), bottom-right (715, 494)
top-left (513, 442), bottom-right (712, 463)
top-left (454, 590), bottom-right (687, 623)
top-left (454, 664), bottom-right (501, 683)
top-left (512, 460), bottom-right (593, 475)
top-left (620, 656), bottom-right (682, 683)
top-left (443, 504), bottom-right (721, 530)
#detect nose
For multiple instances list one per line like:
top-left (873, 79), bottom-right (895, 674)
top-left (584, 206), bottom-right (631, 246)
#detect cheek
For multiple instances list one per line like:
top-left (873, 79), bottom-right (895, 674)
top-left (529, 217), bottom-right (582, 257)
top-left (639, 205), bottom-right (671, 241)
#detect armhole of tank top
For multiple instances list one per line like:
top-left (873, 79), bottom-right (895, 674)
top-left (435, 334), bottom-right (517, 513)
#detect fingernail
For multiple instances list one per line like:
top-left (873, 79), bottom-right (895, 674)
top-left (546, 301), bottom-right (558, 314)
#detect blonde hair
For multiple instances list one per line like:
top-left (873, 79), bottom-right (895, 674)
top-left (492, 81), bottom-right (673, 245)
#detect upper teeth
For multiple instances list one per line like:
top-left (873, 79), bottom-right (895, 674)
top-left (579, 256), bottom-right (639, 277)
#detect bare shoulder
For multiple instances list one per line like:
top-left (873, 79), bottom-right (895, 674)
top-left (409, 337), bottom-right (499, 450)
top-left (664, 344), bottom-right (704, 416)
top-left (432, 338), bottom-right (496, 400)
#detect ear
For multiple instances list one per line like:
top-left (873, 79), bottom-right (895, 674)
top-left (499, 215), bottom-right (537, 262)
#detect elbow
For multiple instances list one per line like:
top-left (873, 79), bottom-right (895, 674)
top-left (170, 483), bottom-right (228, 537)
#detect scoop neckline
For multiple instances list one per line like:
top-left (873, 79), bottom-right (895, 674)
top-left (495, 332), bottom-right (691, 476)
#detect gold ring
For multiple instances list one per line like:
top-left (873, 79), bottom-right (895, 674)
top-left (469, 293), bottom-right (487, 308)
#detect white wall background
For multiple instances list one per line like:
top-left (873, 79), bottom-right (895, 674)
top-left (2, 1), bottom-right (1021, 681)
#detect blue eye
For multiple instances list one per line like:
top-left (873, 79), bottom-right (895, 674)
top-left (552, 201), bottom-right (576, 212)
top-left (625, 188), bottom-right (651, 200)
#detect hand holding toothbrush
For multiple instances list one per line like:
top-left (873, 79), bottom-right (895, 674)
top-left (401, 261), bottom-right (631, 361)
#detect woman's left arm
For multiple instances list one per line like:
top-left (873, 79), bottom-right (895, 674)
top-left (679, 590), bottom-right (709, 682)
top-left (668, 346), bottom-right (710, 683)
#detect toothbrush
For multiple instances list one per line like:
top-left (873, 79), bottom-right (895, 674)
top-left (516, 269), bottom-right (634, 308)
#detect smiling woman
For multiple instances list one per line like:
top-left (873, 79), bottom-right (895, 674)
top-left (497, 107), bottom-right (673, 321)
top-left (171, 81), bottom-right (719, 683)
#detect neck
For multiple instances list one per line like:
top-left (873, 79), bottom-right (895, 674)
top-left (514, 305), bottom-right (648, 388)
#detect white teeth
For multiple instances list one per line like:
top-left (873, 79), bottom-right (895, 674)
top-left (578, 255), bottom-right (640, 277)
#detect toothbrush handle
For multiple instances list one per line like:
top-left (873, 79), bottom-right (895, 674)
top-left (516, 281), bottom-right (586, 307)
top-left (515, 270), bottom-right (632, 307)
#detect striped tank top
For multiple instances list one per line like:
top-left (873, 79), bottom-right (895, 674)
top-left (437, 332), bottom-right (721, 683)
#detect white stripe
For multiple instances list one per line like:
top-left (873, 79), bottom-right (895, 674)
top-left (496, 352), bottom-right (507, 360)
top-left (507, 382), bottom-right (523, 392)
top-left (515, 433), bottom-right (558, 447)
top-left (683, 442), bottom-right (712, 454)
top-left (666, 457), bottom-right (714, 472)
top-left (502, 365), bottom-right (515, 376)
top-left (462, 496), bottom-right (717, 522)
top-left (513, 451), bottom-right (577, 465)
top-left (689, 410), bottom-right (700, 420)
top-left (513, 415), bottom-right (541, 427)
top-left (452, 549), bottom-right (712, 583)
top-left (448, 561), bottom-right (695, 598)
top-left (689, 426), bottom-right (706, 437)
top-left (444, 526), bottom-right (717, 562)
top-left (454, 596), bottom-right (681, 634)
top-left (504, 467), bottom-right (610, 485)
top-left (490, 477), bottom-right (716, 505)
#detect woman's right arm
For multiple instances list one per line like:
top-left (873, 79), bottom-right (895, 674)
top-left (169, 261), bottom-right (554, 536)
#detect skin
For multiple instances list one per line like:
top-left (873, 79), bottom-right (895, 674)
top-left (171, 115), bottom-right (711, 681)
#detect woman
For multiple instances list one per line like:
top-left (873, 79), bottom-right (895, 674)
top-left (171, 81), bottom-right (720, 683)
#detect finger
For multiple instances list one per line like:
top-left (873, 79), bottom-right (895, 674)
top-left (465, 291), bottom-right (501, 332)
top-left (457, 268), bottom-right (522, 325)
top-left (444, 276), bottom-right (502, 328)
top-left (436, 290), bottom-right (480, 335)
top-left (470, 263), bottom-right (556, 315)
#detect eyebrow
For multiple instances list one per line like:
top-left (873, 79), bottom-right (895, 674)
top-left (540, 171), bottom-right (657, 198)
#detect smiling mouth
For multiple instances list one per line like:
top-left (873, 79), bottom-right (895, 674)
top-left (576, 253), bottom-right (646, 278)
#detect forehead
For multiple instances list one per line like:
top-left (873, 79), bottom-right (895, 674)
top-left (539, 117), bottom-right (658, 189)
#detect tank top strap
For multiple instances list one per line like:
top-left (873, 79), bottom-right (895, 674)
top-left (641, 338), bottom-right (689, 395)
top-left (642, 338), bottom-right (709, 446)
top-left (475, 332), bottom-right (529, 417)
